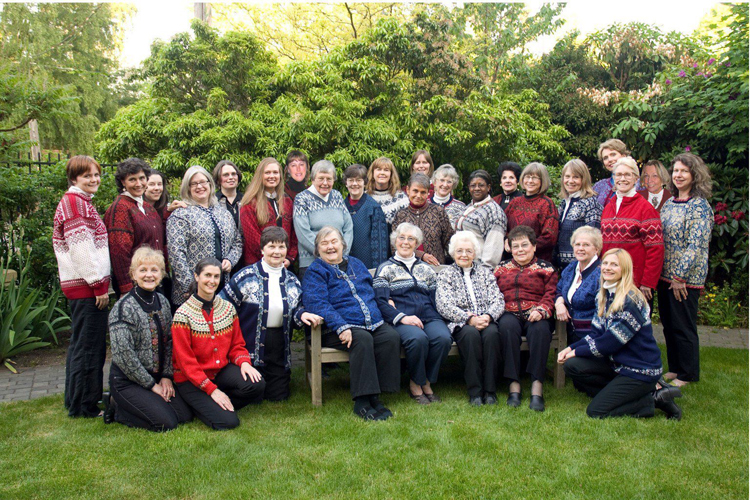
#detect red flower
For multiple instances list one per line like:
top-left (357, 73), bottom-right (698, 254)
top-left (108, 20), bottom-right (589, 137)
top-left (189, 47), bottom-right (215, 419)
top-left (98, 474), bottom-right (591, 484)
top-left (732, 210), bottom-right (745, 221)
top-left (714, 214), bottom-right (728, 225)
top-left (715, 202), bottom-right (729, 212)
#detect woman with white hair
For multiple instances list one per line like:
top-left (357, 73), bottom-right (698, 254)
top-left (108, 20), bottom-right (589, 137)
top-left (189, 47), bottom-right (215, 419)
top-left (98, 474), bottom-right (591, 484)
top-left (436, 231), bottom-right (505, 406)
top-left (373, 223), bottom-right (453, 404)
top-left (600, 157), bottom-right (664, 300)
top-left (167, 165), bottom-right (243, 306)
top-left (430, 164), bottom-right (466, 229)
top-left (293, 160), bottom-right (353, 278)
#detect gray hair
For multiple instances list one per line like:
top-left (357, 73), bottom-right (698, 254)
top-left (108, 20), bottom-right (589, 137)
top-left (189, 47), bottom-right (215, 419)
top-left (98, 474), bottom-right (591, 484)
top-left (432, 164), bottom-right (460, 187)
top-left (448, 231), bottom-right (483, 260)
top-left (313, 226), bottom-right (347, 257)
top-left (311, 160), bottom-right (337, 182)
top-left (390, 222), bottom-right (424, 248)
top-left (179, 165), bottom-right (218, 207)
top-left (407, 172), bottom-right (431, 190)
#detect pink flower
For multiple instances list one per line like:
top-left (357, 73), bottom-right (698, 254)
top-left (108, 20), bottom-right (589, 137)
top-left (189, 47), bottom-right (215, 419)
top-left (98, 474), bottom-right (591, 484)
top-left (725, 61), bottom-right (731, 67)
top-left (697, 71), bottom-right (704, 77)
top-left (705, 72), bottom-right (712, 78)
top-left (715, 202), bottom-right (729, 212)
top-left (714, 214), bottom-right (728, 225)
top-left (693, 63), bottom-right (698, 68)
top-left (732, 210), bottom-right (745, 221)
top-left (708, 58), bottom-right (716, 65)
top-left (678, 70), bottom-right (687, 77)
top-left (685, 145), bottom-right (691, 152)
top-left (665, 79), bottom-right (672, 85)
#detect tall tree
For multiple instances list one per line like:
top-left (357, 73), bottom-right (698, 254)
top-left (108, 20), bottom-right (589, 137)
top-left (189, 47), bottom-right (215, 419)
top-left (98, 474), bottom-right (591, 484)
top-left (0, 3), bottom-right (133, 154)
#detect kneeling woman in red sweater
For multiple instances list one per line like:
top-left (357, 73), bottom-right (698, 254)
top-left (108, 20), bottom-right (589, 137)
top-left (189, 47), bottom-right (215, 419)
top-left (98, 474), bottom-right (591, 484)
top-left (172, 258), bottom-right (266, 430)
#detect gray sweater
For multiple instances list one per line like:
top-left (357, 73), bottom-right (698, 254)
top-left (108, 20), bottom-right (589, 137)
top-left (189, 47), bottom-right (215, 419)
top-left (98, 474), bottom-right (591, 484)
top-left (293, 188), bottom-right (353, 268)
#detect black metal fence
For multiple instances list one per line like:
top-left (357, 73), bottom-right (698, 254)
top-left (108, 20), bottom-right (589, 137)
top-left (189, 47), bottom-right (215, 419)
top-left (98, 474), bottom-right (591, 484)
top-left (2, 152), bottom-right (118, 173)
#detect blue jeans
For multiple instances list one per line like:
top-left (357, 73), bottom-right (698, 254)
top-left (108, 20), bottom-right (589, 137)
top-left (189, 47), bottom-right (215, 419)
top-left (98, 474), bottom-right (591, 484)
top-left (396, 319), bottom-right (452, 386)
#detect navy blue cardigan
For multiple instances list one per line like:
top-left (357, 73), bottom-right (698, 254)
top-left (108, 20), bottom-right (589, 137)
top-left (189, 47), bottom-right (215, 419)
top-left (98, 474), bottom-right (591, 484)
top-left (345, 193), bottom-right (390, 269)
top-left (220, 262), bottom-right (305, 372)
top-left (372, 257), bottom-right (443, 325)
top-left (555, 258), bottom-right (601, 338)
top-left (302, 256), bottom-right (384, 336)
top-left (571, 290), bottom-right (662, 383)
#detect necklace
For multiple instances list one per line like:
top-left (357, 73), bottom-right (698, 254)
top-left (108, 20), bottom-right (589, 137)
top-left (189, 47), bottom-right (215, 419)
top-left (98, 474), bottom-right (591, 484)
top-left (134, 286), bottom-right (155, 305)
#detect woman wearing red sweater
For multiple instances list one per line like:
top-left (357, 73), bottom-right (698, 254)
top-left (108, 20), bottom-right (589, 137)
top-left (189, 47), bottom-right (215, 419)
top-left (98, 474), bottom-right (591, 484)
top-left (600, 157), bottom-right (664, 300)
top-left (240, 157), bottom-right (298, 268)
top-left (505, 162), bottom-right (559, 262)
top-left (172, 258), bottom-right (266, 430)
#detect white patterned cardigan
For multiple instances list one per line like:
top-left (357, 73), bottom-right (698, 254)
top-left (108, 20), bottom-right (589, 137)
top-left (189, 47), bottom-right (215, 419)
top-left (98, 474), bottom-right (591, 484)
top-left (435, 263), bottom-right (505, 332)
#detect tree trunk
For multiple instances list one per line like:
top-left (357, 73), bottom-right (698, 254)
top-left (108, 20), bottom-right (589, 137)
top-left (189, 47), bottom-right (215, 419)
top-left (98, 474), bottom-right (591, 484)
top-left (29, 119), bottom-right (41, 164)
top-left (194, 3), bottom-right (212, 25)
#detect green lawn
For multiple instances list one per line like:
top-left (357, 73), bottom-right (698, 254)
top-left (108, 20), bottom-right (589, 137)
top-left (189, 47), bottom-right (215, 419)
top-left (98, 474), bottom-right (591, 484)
top-left (1, 346), bottom-right (747, 500)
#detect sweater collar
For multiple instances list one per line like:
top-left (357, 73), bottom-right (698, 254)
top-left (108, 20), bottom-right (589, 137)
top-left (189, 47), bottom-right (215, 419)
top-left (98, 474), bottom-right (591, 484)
top-left (189, 293), bottom-right (215, 313)
top-left (511, 256), bottom-right (537, 269)
top-left (308, 185), bottom-right (330, 202)
top-left (68, 186), bottom-right (93, 200)
top-left (393, 253), bottom-right (417, 270)
top-left (469, 195), bottom-right (493, 208)
top-left (431, 193), bottom-right (451, 205)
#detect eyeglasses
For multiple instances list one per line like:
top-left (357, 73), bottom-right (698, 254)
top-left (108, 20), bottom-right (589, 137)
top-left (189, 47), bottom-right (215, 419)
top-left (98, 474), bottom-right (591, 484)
top-left (525, 175), bottom-right (541, 181)
top-left (396, 236), bottom-right (417, 243)
top-left (346, 179), bottom-right (364, 185)
top-left (614, 173), bottom-right (636, 179)
top-left (455, 249), bottom-right (475, 256)
top-left (190, 180), bottom-right (210, 188)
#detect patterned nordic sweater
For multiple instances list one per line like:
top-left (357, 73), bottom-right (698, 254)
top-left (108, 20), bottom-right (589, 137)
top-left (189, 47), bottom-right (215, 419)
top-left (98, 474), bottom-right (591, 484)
top-left (600, 194), bottom-right (664, 289)
top-left (220, 262), bottom-right (305, 372)
top-left (370, 189), bottom-right (409, 225)
top-left (166, 204), bottom-right (242, 305)
top-left (293, 188), bottom-right (353, 268)
top-left (104, 194), bottom-right (166, 295)
top-left (240, 196), bottom-right (298, 266)
top-left (571, 290), bottom-right (662, 383)
top-left (659, 197), bottom-right (713, 289)
top-left (171, 295), bottom-right (251, 394)
top-left (373, 257), bottom-right (443, 325)
top-left (456, 196), bottom-right (507, 269)
top-left (393, 203), bottom-right (454, 264)
top-left (109, 290), bottom-right (172, 389)
top-left (494, 257), bottom-right (558, 320)
top-left (345, 194), bottom-right (390, 269)
top-left (302, 256), bottom-right (384, 336)
top-left (436, 263), bottom-right (505, 332)
top-left (555, 259), bottom-right (601, 337)
top-left (430, 195), bottom-right (467, 230)
top-left (554, 196), bottom-right (603, 267)
top-left (505, 194), bottom-right (560, 262)
top-left (52, 187), bottom-right (111, 299)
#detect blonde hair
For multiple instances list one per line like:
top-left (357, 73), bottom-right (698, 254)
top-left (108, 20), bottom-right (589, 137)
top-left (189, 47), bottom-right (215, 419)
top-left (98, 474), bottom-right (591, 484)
top-left (240, 157), bottom-right (286, 225)
top-left (570, 226), bottom-right (603, 253)
top-left (558, 159), bottom-right (596, 199)
top-left (612, 157), bottom-right (640, 178)
top-left (520, 162), bottom-right (551, 195)
top-left (179, 165), bottom-right (218, 206)
top-left (597, 248), bottom-right (645, 317)
top-left (366, 157), bottom-right (402, 196)
top-left (129, 247), bottom-right (166, 282)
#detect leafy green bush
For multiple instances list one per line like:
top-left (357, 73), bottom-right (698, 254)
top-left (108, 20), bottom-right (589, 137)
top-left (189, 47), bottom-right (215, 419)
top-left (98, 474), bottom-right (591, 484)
top-left (698, 280), bottom-right (749, 329)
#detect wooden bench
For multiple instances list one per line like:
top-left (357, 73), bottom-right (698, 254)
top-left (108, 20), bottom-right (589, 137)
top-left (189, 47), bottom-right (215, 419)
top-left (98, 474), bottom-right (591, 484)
top-left (305, 320), bottom-right (567, 406)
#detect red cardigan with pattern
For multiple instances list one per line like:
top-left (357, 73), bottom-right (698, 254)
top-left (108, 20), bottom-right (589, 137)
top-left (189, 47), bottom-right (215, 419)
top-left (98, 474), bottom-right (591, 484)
top-left (103, 195), bottom-right (166, 294)
top-left (240, 196), bottom-right (298, 266)
top-left (171, 295), bottom-right (252, 394)
top-left (601, 195), bottom-right (664, 289)
top-left (494, 257), bottom-right (558, 319)
top-left (505, 194), bottom-right (560, 262)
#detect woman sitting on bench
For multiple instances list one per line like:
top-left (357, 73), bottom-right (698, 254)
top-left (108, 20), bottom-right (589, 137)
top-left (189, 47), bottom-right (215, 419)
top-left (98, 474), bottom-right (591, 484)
top-left (302, 226), bottom-right (401, 421)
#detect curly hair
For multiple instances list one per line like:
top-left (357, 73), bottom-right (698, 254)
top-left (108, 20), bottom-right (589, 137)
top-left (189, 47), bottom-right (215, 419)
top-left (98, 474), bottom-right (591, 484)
top-left (670, 153), bottom-right (712, 199)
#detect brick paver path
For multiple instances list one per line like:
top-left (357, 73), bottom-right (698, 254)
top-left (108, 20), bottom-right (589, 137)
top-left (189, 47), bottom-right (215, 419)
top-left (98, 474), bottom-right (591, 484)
top-left (0, 326), bottom-right (746, 404)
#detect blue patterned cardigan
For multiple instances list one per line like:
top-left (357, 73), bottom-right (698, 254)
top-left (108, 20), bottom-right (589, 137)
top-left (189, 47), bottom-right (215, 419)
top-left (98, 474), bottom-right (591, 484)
top-left (302, 256), bottom-right (384, 336)
top-left (659, 197), bottom-right (713, 289)
top-left (345, 193), bottom-right (389, 269)
top-left (555, 259), bottom-right (601, 340)
top-left (372, 258), bottom-right (443, 325)
top-left (554, 196), bottom-right (603, 267)
top-left (570, 290), bottom-right (662, 383)
top-left (220, 262), bottom-right (306, 372)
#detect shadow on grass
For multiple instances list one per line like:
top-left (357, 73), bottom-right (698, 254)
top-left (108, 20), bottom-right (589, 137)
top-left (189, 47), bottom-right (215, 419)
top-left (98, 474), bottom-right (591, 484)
top-left (0, 347), bottom-right (747, 499)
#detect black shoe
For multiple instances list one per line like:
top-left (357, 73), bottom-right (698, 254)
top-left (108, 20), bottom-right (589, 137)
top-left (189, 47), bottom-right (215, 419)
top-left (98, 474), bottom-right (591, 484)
top-left (369, 396), bottom-right (393, 419)
top-left (355, 405), bottom-right (380, 421)
top-left (469, 396), bottom-right (483, 406)
top-left (506, 392), bottom-right (521, 408)
top-left (655, 399), bottom-right (683, 420)
top-left (529, 395), bottom-right (545, 412)
top-left (654, 385), bottom-right (682, 404)
top-left (483, 392), bottom-right (498, 405)
top-left (102, 392), bottom-right (115, 424)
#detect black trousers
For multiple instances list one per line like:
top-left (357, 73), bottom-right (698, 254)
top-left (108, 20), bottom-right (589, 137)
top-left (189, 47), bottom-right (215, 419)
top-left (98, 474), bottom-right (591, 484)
top-left (256, 327), bottom-right (290, 401)
top-left (109, 364), bottom-right (192, 432)
top-left (177, 364), bottom-right (266, 430)
top-left (658, 281), bottom-right (700, 381)
top-left (322, 324), bottom-right (401, 399)
top-left (453, 323), bottom-right (501, 398)
top-left (564, 356), bottom-right (655, 418)
top-left (65, 298), bottom-right (108, 417)
top-left (498, 313), bottom-right (553, 383)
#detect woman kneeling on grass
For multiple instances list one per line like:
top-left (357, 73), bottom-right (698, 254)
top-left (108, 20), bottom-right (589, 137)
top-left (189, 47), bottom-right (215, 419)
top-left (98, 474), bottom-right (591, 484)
top-left (558, 249), bottom-right (683, 420)
top-left (172, 258), bottom-right (266, 430)
top-left (302, 226), bottom-right (401, 421)
top-left (105, 247), bottom-right (192, 431)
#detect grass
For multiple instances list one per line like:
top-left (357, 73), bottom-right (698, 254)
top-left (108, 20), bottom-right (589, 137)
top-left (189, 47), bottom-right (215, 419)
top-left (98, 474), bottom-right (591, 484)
top-left (0, 346), bottom-right (747, 500)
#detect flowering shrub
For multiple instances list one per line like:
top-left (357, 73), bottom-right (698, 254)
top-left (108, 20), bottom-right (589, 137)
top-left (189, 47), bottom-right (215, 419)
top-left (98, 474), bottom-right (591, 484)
top-left (698, 282), bottom-right (749, 328)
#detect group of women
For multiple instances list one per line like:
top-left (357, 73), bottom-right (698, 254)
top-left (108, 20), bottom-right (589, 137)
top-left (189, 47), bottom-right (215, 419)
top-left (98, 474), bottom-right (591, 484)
top-left (52, 139), bottom-right (714, 428)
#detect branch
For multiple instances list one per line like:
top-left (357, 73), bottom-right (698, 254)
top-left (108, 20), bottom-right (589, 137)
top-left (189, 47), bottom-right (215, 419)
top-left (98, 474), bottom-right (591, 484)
top-left (344, 3), bottom-right (358, 39)
top-left (0, 116), bottom-right (34, 133)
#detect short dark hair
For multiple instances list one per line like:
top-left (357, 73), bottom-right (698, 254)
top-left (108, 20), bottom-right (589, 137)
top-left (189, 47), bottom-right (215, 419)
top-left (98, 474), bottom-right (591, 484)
top-left (66, 155), bottom-right (101, 186)
top-left (497, 161), bottom-right (522, 182)
top-left (468, 169), bottom-right (492, 187)
top-left (260, 226), bottom-right (289, 248)
top-left (115, 157), bottom-right (150, 193)
top-left (213, 160), bottom-right (243, 185)
top-left (507, 225), bottom-right (537, 246)
top-left (188, 257), bottom-right (223, 295)
top-left (343, 164), bottom-right (367, 181)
